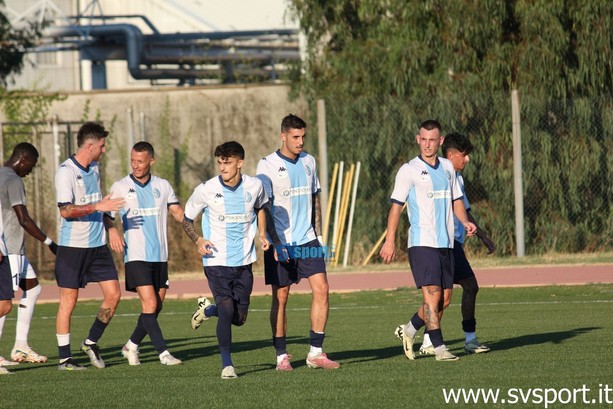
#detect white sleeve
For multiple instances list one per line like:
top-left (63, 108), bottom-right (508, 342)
top-left (55, 166), bottom-right (75, 205)
top-left (184, 184), bottom-right (207, 221)
top-left (390, 164), bottom-right (412, 205)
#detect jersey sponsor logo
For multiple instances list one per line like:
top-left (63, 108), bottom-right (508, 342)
top-left (153, 188), bottom-right (161, 198)
top-left (427, 190), bottom-right (451, 199)
top-left (277, 167), bottom-right (288, 178)
top-left (217, 213), bottom-right (252, 223)
top-left (282, 186), bottom-right (310, 197)
top-left (131, 207), bottom-right (161, 216)
top-left (79, 192), bottom-right (102, 203)
top-left (244, 192), bottom-right (253, 203)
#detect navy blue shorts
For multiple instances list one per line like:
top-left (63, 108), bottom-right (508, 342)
top-left (453, 241), bottom-right (475, 283)
top-left (264, 239), bottom-right (327, 287)
top-left (55, 245), bottom-right (118, 289)
top-left (125, 261), bottom-right (169, 292)
top-left (204, 264), bottom-right (253, 309)
top-left (408, 247), bottom-right (454, 289)
top-left (0, 257), bottom-right (14, 300)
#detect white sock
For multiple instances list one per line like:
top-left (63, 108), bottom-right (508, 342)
top-left (309, 346), bottom-right (323, 356)
top-left (0, 315), bottom-right (5, 339)
top-left (126, 340), bottom-right (139, 350)
top-left (56, 333), bottom-right (70, 347)
top-left (159, 350), bottom-right (170, 359)
top-left (404, 322), bottom-right (418, 338)
top-left (422, 333), bottom-right (433, 348)
top-left (434, 345), bottom-right (448, 355)
top-left (465, 332), bottom-right (477, 343)
top-left (84, 338), bottom-right (96, 346)
top-left (276, 353), bottom-right (288, 364)
top-left (15, 284), bottom-right (41, 349)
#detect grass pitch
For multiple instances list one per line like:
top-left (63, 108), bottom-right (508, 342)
top-left (1, 284), bottom-right (612, 409)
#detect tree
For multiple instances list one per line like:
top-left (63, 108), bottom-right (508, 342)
top-left (0, 0), bottom-right (42, 86)
top-left (289, 0), bottom-right (613, 255)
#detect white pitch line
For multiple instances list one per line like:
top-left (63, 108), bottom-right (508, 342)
top-left (5, 299), bottom-right (612, 321)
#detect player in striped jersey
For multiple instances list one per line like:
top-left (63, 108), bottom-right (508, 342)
top-left (108, 141), bottom-right (184, 366)
top-left (183, 141), bottom-right (271, 379)
top-left (0, 202), bottom-right (15, 375)
top-left (54, 122), bottom-right (125, 371)
top-left (380, 120), bottom-right (476, 362)
top-left (256, 114), bottom-right (339, 371)
top-left (417, 133), bottom-right (496, 356)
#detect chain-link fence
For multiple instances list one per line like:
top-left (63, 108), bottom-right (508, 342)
top-left (317, 92), bottom-right (613, 263)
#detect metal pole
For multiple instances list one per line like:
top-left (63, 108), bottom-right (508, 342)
top-left (140, 112), bottom-right (147, 141)
top-left (127, 107), bottom-right (135, 163)
top-left (52, 116), bottom-right (61, 238)
top-left (317, 100), bottom-right (329, 233)
top-left (511, 89), bottom-right (525, 257)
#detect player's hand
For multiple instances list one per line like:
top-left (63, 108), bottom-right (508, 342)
top-left (197, 238), bottom-right (215, 256)
top-left (48, 241), bottom-right (58, 255)
top-left (122, 210), bottom-right (145, 231)
top-left (95, 193), bottom-right (125, 213)
top-left (108, 228), bottom-right (125, 253)
top-left (379, 240), bottom-right (395, 264)
top-left (482, 236), bottom-right (496, 254)
top-left (260, 235), bottom-right (271, 251)
top-left (464, 222), bottom-right (477, 237)
top-left (274, 243), bottom-right (290, 263)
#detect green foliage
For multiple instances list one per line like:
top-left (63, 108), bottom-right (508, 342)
top-left (0, 0), bottom-right (43, 86)
top-left (291, 0), bottom-right (613, 255)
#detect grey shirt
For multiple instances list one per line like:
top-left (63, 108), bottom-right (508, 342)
top-left (0, 167), bottom-right (26, 254)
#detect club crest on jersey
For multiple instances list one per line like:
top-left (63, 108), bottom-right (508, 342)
top-left (153, 188), bottom-right (161, 198)
top-left (277, 167), bottom-right (288, 178)
top-left (244, 192), bottom-right (253, 203)
top-left (76, 175), bottom-right (85, 186)
top-left (126, 188), bottom-right (136, 199)
top-left (446, 170), bottom-right (452, 180)
top-left (304, 165), bottom-right (312, 176)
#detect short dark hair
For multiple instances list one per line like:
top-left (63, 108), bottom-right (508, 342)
top-left (77, 122), bottom-right (108, 147)
top-left (419, 119), bottom-right (442, 133)
top-left (214, 141), bottom-right (245, 160)
top-left (10, 142), bottom-right (39, 160)
top-left (281, 114), bottom-right (306, 133)
top-left (442, 132), bottom-right (473, 156)
top-left (133, 141), bottom-right (154, 157)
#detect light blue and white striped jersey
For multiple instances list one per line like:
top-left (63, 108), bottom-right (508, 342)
top-left (453, 174), bottom-right (471, 245)
top-left (256, 151), bottom-right (320, 246)
top-left (55, 156), bottom-right (105, 248)
top-left (110, 175), bottom-right (180, 263)
top-left (0, 202), bottom-right (7, 256)
top-left (390, 156), bottom-right (463, 249)
top-left (184, 174), bottom-right (268, 267)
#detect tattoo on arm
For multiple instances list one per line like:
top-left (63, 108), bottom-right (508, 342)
top-left (313, 194), bottom-right (322, 236)
top-left (182, 218), bottom-right (200, 243)
top-left (61, 204), bottom-right (96, 218)
top-left (97, 307), bottom-right (113, 324)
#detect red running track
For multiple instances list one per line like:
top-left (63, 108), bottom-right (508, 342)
top-left (33, 264), bottom-right (613, 303)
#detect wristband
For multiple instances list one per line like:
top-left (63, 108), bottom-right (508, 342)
top-left (44, 237), bottom-right (53, 246)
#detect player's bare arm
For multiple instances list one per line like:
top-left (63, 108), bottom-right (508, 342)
top-left (467, 212), bottom-right (496, 253)
top-left (13, 204), bottom-right (57, 254)
top-left (452, 199), bottom-right (476, 236)
top-left (312, 193), bottom-right (323, 237)
top-left (60, 193), bottom-right (125, 219)
top-left (256, 208), bottom-right (270, 251)
top-left (169, 203), bottom-right (185, 223)
top-left (261, 202), bottom-right (288, 261)
top-left (182, 217), bottom-right (213, 255)
top-left (380, 203), bottom-right (404, 264)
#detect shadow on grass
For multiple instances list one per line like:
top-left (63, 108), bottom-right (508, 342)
top-left (445, 326), bottom-right (602, 352)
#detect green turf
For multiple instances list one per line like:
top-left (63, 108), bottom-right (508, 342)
top-left (1, 284), bottom-right (612, 409)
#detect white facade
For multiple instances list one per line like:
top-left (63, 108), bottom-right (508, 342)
top-left (3, 0), bottom-right (298, 91)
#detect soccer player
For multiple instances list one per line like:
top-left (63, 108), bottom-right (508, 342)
top-left (0, 203), bottom-right (15, 375)
top-left (108, 141), bottom-right (184, 366)
top-left (0, 143), bottom-right (58, 365)
top-left (417, 132), bottom-right (495, 355)
top-left (255, 114), bottom-right (339, 371)
top-left (54, 121), bottom-right (125, 370)
top-left (380, 120), bottom-right (476, 362)
top-left (183, 141), bottom-right (270, 379)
